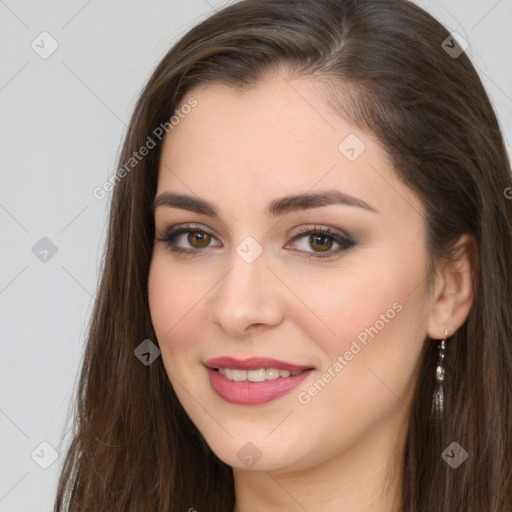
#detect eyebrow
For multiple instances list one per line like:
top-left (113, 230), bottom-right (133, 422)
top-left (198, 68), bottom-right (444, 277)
top-left (152, 189), bottom-right (379, 217)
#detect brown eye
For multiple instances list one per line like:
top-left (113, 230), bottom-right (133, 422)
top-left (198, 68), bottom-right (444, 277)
top-left (308, 234), bottom-right (333, 252)
top-left (188, 231), bottom-right (211, 248)
top-left (288, 226), bottom-right (355, 259)
top-left (155, 225), bottom-right (221, 255)
top-left (157, 224), bottom-right (354, 259)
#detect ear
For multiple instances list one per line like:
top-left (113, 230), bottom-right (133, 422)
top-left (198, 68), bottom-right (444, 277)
top-left (426, 233), bottom-right (477, 339)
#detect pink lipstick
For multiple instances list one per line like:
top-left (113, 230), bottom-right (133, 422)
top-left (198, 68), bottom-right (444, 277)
top-left (204, 356), bottom-right (314, 405)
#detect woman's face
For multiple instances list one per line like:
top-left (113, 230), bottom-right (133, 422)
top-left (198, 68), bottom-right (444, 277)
top-left (148, 72), bottom-right (433, 473)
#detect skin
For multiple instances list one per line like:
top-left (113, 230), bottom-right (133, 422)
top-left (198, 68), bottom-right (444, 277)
top-left (148, 71), bottom-right (475, 512)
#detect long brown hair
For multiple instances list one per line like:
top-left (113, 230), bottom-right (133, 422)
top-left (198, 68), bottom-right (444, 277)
top-left (55, 0), bottom-right (512, 510)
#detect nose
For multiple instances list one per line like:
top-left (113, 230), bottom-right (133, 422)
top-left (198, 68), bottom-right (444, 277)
top-left (208, 244), bottom-right (285, 337)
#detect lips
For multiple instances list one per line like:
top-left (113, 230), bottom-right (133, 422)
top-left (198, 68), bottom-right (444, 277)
top-left (204, 356), bottom-right (313, 372)
top-left (204, 356), bottom-right (314, 405)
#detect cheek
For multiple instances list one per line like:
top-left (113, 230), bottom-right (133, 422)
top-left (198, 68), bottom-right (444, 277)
top-left (148, 257), bottom-right (235, 391)
top-left (292, 264), bottom-right (401, 355)
top-left (147, 260), bottom-right (204, 362)
top-left (288, 283), bottom-right (424, 456)
top-left (294, 251), bottom-right (428, 391)
top-left (148, 255), bottom-right (214, 329)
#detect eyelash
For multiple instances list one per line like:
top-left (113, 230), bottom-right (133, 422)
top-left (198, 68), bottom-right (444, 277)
top-left (155, 223), bottom-right (355, 260)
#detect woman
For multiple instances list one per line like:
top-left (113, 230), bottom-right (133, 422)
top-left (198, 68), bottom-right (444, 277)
top-left (55, 0), bottom-right (512, 511)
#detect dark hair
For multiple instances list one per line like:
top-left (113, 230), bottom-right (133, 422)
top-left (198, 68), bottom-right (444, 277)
top-left (55, 0), bottom-right (512, 510)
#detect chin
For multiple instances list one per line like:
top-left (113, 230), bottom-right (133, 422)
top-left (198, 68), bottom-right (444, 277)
top-left (198, 430), bottom-right (308, 474)
top-left (216, 448), bottom-right (296, 473)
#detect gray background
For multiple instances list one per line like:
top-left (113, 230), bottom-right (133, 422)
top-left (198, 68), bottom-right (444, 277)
top-left (1, 1), bottom-right (511, 510)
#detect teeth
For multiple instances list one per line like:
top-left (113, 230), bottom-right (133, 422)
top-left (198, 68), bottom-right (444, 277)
top-left (217, 367), bottom-right (304, 382)
top-left (231, 369), bottom-right (247, 382)
top-left (248, 369), bottom-right (266, 382)
top-left (266, 368), bottom-right (280, 380)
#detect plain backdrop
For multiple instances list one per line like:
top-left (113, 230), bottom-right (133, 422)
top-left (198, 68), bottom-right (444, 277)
top-left (0, 1), bottom-right (511, 510)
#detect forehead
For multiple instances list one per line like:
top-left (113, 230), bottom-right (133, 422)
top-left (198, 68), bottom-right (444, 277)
top-left (156, 73), bottom-right (421, 221)
top-left (162, 74), bottom-right (358, 170)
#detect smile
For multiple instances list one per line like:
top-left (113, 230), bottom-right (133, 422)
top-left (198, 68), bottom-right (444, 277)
top-left (217, 368), bottom-right (304, 382)
top-left (204, 356), bottom-right (314, 405)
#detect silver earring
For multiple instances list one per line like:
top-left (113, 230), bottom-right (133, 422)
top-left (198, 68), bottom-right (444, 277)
top-left (431, 328), bottom-right (448, 417)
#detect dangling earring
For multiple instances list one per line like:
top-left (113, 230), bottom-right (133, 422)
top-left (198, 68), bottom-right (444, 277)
top-left (431, 327), bottom-right (448, 417)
